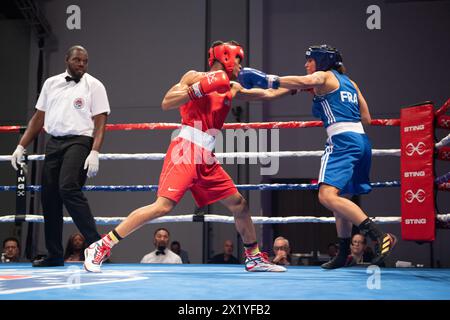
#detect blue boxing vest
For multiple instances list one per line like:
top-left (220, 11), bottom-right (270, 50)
top-left (312, 70), bottom-right (361, 128)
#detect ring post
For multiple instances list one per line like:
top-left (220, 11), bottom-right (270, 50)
top-left (400, 102), bottom-right (436, 241)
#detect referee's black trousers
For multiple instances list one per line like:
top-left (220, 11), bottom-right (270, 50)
top-left (41, 135), bottom-right (101, 260)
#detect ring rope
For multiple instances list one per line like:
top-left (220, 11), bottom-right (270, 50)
top-left (0, 214), bottom-right (449, 225)
top-left (435, 171), bottom-right (450, 185)
top-left (436, 133), bottom-right (450, 149)
top-left (4, 180), bottom-right (449, 192)
top-left (0, 119), bottom-right (401, 133)
top-left (0, 181), bottom-right (401, 192)
top-left (435, 98), bottom-right (450, 117)
top-left (0, 149), bottom-right (401, 162)
top-left (439, 182), bottom-right (450, 191)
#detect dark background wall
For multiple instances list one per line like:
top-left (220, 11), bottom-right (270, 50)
top-left (0, 16), bottom-right (31, 249)
top-left (0, 0), bottom-right (449, 266)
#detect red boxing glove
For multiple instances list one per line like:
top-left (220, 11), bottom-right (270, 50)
top-left (188, 70), bottom-right (230, 100)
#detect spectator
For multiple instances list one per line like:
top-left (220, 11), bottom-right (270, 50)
top-left (141, 228), bottom-right (182, 264)
top-left (270, 237), bottom-right (291, 266)
top-left (64, 233), bottom-right (87, 262)
top-left (1, 237), bottom-right (22, 263)
top-left (326, 242), bottom-right (338, 260)
top-left (346, 233), bottom-right (375, 266)
top-left (209, 240), bottom-right (240, 264)
top-left (170, 241), bottom-right (190, 264)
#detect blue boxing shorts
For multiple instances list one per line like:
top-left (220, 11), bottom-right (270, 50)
top-left (318, 131), bottom-right (372, 195)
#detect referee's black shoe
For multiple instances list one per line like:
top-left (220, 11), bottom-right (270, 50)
top-left (32, 257), bottom-right (64, 267)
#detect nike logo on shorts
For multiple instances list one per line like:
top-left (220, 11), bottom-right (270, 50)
top-left (168, 187), bottom-right (179, 192)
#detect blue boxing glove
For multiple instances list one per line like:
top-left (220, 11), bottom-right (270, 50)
top-left (238, 67), bottom-right (280, 89)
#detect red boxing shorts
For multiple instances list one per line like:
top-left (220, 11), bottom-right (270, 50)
top-left (157, 130), bottom-right (237, 207)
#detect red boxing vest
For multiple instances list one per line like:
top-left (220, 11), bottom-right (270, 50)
top-left (180, 91), bottom-right (233, 133)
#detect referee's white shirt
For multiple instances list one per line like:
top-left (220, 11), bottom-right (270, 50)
top-left (35, 71), bottom-right (111, 137)
top-left (140, 249), bottom-right (183, 264)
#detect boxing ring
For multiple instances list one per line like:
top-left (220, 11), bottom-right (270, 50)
top-left (1, 99), bottom-right (450, 300)
top-left (1, 263), bottom-right (450, 300)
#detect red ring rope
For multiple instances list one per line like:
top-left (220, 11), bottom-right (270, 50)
top-left (0, 119), bottom-right (400, 133)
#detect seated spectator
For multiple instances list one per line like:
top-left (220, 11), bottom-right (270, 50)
top-left (208, 240), bottom-right (240, 264)
top-left (326, 242), bottom-right (338, 261)
top-left (170, 240), bottom-right (190, 264)
top-left (2, 237), bottom-right (22, 263)
top-left (64, 233), bottom-right (87, 262)
top-left (141, 228), bottom-right (182, 264)
top-left (270, 236), bottom-right (291, 266)
top-left (346, 233), bottom-right (374, 266)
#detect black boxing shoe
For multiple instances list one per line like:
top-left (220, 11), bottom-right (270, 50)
top-left (371, 233), bottom-right (397, 266)
top-left (32, 257), bottom-right (64, 267)
top-left (321, 255), bottom-right (350, 269)
top-left (322, 237), bottom-right (351, 269)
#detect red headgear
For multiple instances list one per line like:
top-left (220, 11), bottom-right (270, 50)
top-left (208, 42), bottom-right (244, 78)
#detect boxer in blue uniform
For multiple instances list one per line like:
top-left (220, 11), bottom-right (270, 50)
top-left (238, 45), bottom-right (397, 269)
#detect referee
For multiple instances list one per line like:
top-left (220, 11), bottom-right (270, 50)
top-left (11, 45), bottom-right (110, 267)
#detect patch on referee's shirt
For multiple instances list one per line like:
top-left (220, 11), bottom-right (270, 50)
top-left (73, 97), bottom-right (84, 109)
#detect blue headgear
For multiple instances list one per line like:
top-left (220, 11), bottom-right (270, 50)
top-left (305, 45), bottom-right (343, 71)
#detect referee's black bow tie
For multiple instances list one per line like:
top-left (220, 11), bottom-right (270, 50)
top-left (65, 75), bottom-right (80, 83)
top-left (156, 250), bottom-right (166, 256)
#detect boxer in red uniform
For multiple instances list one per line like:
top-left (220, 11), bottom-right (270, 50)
top-left (84, 41), bottom-right (292, 272)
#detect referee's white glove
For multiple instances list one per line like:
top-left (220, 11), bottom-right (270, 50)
top-left (11, 145), bottom-right (25, 171)
top-left (84, 150), bottom-right (99, 178)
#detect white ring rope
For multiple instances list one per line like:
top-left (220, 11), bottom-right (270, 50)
top-left (1, 214), bottom-right (449, 225)
top-left (436, 133), bottom-right (450, 149)
top-left (0, 149), bottom-right (401, 162)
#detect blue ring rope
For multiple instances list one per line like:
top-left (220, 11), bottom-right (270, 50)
top-left (0, 181), bottom-right (401, 192)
